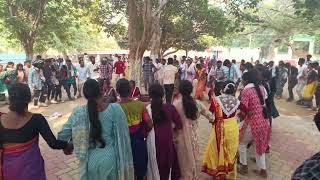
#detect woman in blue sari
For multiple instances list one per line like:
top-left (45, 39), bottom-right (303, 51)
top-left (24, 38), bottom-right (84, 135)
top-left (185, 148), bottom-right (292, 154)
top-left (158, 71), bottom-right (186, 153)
top-left (58, 79), bottom-right (134, 180)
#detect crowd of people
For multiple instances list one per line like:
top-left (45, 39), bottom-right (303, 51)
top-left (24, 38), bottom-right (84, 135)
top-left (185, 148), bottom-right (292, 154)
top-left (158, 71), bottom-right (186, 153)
top-left (0, 53), bottom-right (318, 180)
top-left (0, 54), bottom-right (130, 107)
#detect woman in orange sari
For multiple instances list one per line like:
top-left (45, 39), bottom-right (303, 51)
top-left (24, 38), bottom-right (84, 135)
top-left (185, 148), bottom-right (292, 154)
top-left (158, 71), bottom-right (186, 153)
top-left (194, 64), bottom-right (207, 100)
top-left (202, 81), bottom-right (240, 180)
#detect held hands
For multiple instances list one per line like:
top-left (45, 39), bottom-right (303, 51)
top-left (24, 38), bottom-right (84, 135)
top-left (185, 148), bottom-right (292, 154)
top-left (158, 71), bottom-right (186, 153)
top-left (63, 143), bottom-right (74, 155)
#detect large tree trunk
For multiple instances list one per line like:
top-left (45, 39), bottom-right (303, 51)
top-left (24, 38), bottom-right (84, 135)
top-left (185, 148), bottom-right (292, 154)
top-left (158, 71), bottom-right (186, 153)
top-left (127, 0), bottom-right (168, 88)
top-left (150, 13), bottom-right (161, 61)
top-left (23, 42), bottom-right (34, 61)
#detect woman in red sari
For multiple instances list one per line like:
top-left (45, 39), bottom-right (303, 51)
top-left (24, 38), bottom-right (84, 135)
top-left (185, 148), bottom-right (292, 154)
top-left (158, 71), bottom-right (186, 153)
top-left (194, 64), bottom-right (207, 100)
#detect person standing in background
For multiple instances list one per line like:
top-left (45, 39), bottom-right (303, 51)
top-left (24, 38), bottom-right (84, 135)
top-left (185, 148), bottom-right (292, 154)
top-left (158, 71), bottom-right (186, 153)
top-left (43, 59), bottom-right (54, 103)
top-left (66, 59), bottom-right (77, 99)
top-left (154, 58), bottom-right (163, 84)
top-left (77, 59), bottom-right (89, 98)
top-left (306, 54), bottom-right (312, 65)
top-left (24, 60), bottom-right (32, 83)
top-left (16, 63), bottom-right (27, 83)
top-left (28, 62), bottom-right (47, 108)
top-left (275, 61), bottom-right (288, 99)
top-left (114, 56), bottom-right (126, 82)
top-left (296, 58), bottom-right (308, 104)
top-left (142, 57), bottom-right (155, 92)
top-left (163, 58), bottom-right (178, 104)
top-left (180, 56), bottom-right (187, 81)
top-left (185, 59), bottom-right (195, 83)
top-left (87, 56), bottom-right (99, 80)
top-left (301, 62), bottom-right (318, 108)
top-left (286, 63), bottom-right (298, 102)
top-left (0, 64), bottom-right (7, 102)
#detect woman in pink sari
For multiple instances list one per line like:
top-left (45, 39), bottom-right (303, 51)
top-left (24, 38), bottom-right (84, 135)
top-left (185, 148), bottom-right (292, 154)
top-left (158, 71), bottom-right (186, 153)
top-left (173, 80), bottom-right (213, 179)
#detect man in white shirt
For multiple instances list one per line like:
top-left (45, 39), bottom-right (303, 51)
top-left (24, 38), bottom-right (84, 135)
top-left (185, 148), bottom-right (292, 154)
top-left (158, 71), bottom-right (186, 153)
top-left (163, 58), bottom-right (178, 104)
top-left (87, 56), bottom-right (99, 80)
top-left (76, 59), bottom-right (90, 97)
top-left (296, 58), bottom-right (308, 103)
top-left (154, 59), bottom-right (163, 85)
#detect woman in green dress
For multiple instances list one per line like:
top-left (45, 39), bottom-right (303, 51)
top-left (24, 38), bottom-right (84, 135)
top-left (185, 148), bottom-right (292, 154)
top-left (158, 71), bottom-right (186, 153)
top-left (58, 79), bottom-right (134, 180)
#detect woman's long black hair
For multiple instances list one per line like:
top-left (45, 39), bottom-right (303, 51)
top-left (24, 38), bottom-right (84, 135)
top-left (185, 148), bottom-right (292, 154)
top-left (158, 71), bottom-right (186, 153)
top-left (149, 84), bottom-right (167, 123)
top-left (83, 79), bottom-right (105, 148)
top-left (179, 80), bottom-right (198, 120)
top-left (8, 83), bottom-right (31, 115)
top-left (243, 69), bottom-right (270, 119)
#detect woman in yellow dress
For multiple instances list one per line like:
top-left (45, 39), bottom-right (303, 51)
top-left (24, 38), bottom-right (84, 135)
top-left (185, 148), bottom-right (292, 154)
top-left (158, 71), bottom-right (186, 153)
top-left (202, 81), bottom-right (240, 180)
top-left (302, 62), bottom-right (318, 108)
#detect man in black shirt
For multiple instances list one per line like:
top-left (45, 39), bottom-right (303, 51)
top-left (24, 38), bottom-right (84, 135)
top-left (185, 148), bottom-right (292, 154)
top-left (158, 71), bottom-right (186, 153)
top-left (286, 63), bottom-right (298, 102)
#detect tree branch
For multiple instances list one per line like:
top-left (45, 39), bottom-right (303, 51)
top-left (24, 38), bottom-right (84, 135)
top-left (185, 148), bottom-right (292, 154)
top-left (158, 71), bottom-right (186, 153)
top-left (163, 49), bottom-right (179, 57)
top-left (153, 0), bottom-right (168, 16)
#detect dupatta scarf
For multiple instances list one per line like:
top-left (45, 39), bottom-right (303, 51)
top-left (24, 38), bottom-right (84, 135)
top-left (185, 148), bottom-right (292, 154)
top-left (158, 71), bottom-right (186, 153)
top-left (58, 103), bottom-right (134, 180)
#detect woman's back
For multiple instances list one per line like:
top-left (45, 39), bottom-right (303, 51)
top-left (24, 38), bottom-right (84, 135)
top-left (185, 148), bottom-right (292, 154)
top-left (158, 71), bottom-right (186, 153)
top-left (242, 85), bottom-right (266, 116)
top-left (59, 103), bottom-right (134, 180)
top-left (120, 100), bottom-right (145, 134)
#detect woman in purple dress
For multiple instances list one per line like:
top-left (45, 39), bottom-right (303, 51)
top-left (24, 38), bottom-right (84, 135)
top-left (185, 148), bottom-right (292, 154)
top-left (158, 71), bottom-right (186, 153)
top-left (0, 83), bottom-right (70, 180)
top-left (146, 84), bottom-right (183, 180)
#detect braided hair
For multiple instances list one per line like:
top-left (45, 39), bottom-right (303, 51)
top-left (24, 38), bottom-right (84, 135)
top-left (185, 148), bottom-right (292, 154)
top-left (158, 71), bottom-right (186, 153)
top-left (83, 79), bottom-right (105, 148)
top-left (179, 80), bottom-right (198, 120)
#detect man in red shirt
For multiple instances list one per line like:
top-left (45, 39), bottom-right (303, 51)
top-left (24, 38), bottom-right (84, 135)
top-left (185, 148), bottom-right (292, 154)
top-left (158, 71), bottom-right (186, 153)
top-left (114, 56), bottom-right (125, 82)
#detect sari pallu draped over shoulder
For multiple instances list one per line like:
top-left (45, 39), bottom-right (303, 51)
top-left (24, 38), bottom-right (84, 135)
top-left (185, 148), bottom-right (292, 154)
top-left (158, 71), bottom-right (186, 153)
top-left (0, 136), bottom-right (46, 180)
top-left (58, 104), bottom-right (134, 180)
top-left (202, 95), bottom-right (239, 180)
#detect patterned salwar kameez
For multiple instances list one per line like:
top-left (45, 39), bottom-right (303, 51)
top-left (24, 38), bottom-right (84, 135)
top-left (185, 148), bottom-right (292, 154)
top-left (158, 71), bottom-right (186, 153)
top-left (238, 84), bottom-right (271, 172)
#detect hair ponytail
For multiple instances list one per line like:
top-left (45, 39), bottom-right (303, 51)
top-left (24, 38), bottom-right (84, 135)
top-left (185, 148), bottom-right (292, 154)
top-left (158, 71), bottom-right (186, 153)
top-left (84, 79), bottom-right (105, 148)
top-left (182, 95), bottom-right (198, 120)
top-left (246, 69), bottom-right (270, 119)
top-left (179, 80), bottom-right (198, 120)
top-left (149, 84), bottom-right (167, 123)
top-left (254, 82), bottom-right (270, 119)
